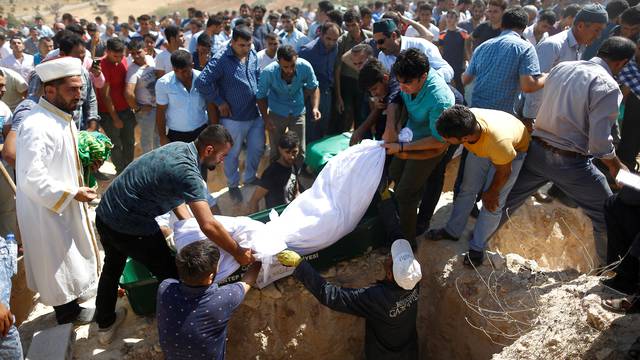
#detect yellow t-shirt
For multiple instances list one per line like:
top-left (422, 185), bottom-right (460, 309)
top-left (464, 108), bottom-right (530, 165)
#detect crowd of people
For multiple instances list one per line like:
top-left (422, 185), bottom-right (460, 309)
top-left (1, 0), bottom-right (640, 358)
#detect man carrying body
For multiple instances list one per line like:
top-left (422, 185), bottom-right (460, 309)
top-left (95, 124), bottom-right (255, 344)
top-left (427, 106), bottom-right (530, 266)
top-left (15, 57), bottom-right (100, 325)
top-left (494, 37), bottom-right (636, 266)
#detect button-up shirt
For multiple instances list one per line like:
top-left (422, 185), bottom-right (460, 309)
top-left (378, 36), bottom-right (454, 83)
top-left (533, 58), bottom-right (620, 159)
top-left (336, 29), bottom-right (373, 79)
top-left (195, 44), bottom-right (260, 122)
top-left (400, 69), bottom-right (455, 141)
top-left (523, 28), bottom-right (584, 118)
top-left (156, 69), bottom-right (208, 132)
top-left (279, 28), bottom-right (311, 52)
top-left (465, 30), bottom-right (540, 113)
top-left (256, 58), bottom-right (319, 117)
top-left (299, 38), bottom-right (338, 91)
top-left (0, 53), bottom-right (34, 81)
top-left (618, 57), bottom-right (640, 99)
top-left (522, 24), bottom-right (548, 46)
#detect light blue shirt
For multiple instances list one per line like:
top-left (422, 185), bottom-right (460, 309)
top-left (155, 70), bottom-right (208, 132)
top-left (279, 29), bottom-right (311, 52)
top-left (523, 29), bottom-right (584, 118)
top-left (256, 58), bottom-right (319, 117)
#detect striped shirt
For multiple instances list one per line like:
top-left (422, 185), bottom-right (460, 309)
top-left (195, 44), bottom-right (261, 122)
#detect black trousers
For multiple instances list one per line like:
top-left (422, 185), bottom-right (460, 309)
top-left (605, 193), bottom-right (640, 294)
top-left (94, 216), bottom-right (177, 328)
top-left (416, 145), bottom-right (458, 229)
top-left (618, 94), bottom-right (640, 171)
top-left (167, 124), bottom-right (208, 179)
top-left (53, 299), bottom-right (80, 324)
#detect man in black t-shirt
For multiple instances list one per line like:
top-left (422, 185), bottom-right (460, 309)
top-left (246, 132), bottom-right (303, 213)
top-left (470, 0), bottom-right (505, 50)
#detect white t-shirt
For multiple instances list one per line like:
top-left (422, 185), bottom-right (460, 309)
top-left (154, 47), bottom-right (188, 74)
top-left (126, 62), bottom-right (157, 106)
top-left (257, 49), bottom-right (277, 70)
top-left (378, 36), bottom-right (454, 83)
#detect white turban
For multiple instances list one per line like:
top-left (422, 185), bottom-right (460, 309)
top-left (35, 57), bottom-right (82, 83)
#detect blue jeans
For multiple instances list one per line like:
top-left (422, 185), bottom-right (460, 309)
top-left (445, 151), bottom-right (526, 252)
top-left (0, 236), bottom-right (22, 360)
top-left (502, 139), bottom-right (612, 262)
top-left (221, 117), bottom-right (265, 187)
top-left (306, 88), bottom-right (332, 144)
top-left (135, 107), bottom-right (159, 154)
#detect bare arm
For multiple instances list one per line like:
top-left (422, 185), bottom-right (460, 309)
top-left (481, 162), bottom-right (512, 212)
top-left (207, 103), bottom-right (219, 124)
top-left (519, 74), bottom-right (547, 93)
top-left (124, 83), bottom-right (138, 110)
top-left (398, 13), bottom-right (434, 41)
top-left (155, 104), bottom-right (169, 145)
top-left (100, 82), bottom-right (122, 127)
top-left (239, 262), bottom-right (262, 293)
top-left (246, 186), bottom-right (269, 214)
top-left (1, 130), bottom-right (15, 167)
top-left (462, 73), bottom-right (474, 86)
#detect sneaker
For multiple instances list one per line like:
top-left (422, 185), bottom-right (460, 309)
top-left (463, 249), bottom-right (484, 267)
top-left (425, 228), bottom-right (459, 242)
top-left (98, 307), bottom-right (128, 346)
top-left (228, 187), bottom-right (243, 204)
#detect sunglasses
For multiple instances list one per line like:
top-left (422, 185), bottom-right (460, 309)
top-left (376, 38), bottom-right (387, 45)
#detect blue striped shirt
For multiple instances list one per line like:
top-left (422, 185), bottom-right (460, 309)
top-left (465, 30), bottom-right (540, 113)
top-left (195, 44), bottom-right (261, 121)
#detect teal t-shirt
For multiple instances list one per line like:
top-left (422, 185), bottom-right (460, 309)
top-left (401, 70), bottom-right (455, 141)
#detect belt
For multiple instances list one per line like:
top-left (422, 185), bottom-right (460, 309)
top-left (533, 137), bottom-right (584, 158)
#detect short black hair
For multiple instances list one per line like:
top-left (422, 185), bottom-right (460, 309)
top-left (538, 10), bottom-right (557, 25)
top-left (597, 36), bottom-right (636, 61)
top-left (253, 4), bottom-right (267, 13)
top-left (278, 131), bottom-right (300, 149)
top-left (327, 10), bottom-right (344, 25)
top-left (138, 14), bottom-right (151, 22)
top-left (197, 33), bottom-right (212, 48)
top-left (318, 0), bottom-right (335, 13)
top-left (277, 44), bottom-right (297, 61)
top-left (66, 24), bottom-right (84, 37)
top-left (143, 32), bottom-right (158, 41)
top-left (106, 37), bottom-right (126, 52)
top-left (232, 25), bottom-right (252, 41)
top-left (164, 25), bottom-right (180, 43)
top-left (360, 7), bottom-right (373, 17)
top-left (86, 22), bottom-right (98, 32)
top-left (170, 49), bottom-right (193, 69)
top-left (418, 3), bottom-right (434, 13)
top-left (359, 58), bottom-right (388, 90)
top-left (562, 4), bottom-right (581, 18)
top-left (127, 39), bottom-right (144, 51)
top-left (196, 124), bottom-right (234, 149)
top-left (621, 6), bottom-right (640, 25)
top-left (58, 33), bottom-right (83, 55)
top-left (392, 48), bottom-right (430, 81)
top-left (265, 32), bottom-right (279, 41)
top-left (176, 240), bottom-right (220, 284)
top-left (606, 0), bottom-right (630, 20)
top-left (436, 105), bottom-right (479, 139)
top-left (343, 9), bottom-right (361, 23)
top-left (207, 15), bottom-right (223, 27)
top-left (501, 7), bottom-right (529, 31)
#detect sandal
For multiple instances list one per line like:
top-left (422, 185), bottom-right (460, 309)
top-left (426, 228), bottom-right (459, 242)
top-left (463, 249), bottom-right (484, 267)
top-left (602, 295), bottom-right (640, 313)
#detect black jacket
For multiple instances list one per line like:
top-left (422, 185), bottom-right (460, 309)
top-left (294, 261), bottom-right (419, 359)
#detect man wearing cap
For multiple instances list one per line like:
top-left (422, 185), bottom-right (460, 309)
top-left (373, 18), bottom-right (454, 83)
top-left (277, 236), bottom-right (421, 359)
top-left (14, 57), bottom-right (101, 325)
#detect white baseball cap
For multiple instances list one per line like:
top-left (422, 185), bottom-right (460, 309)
top-left (391, 239), bottom-right (422, 290)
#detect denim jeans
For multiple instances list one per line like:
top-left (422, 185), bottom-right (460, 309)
top-left (445, 151), bottom-right (526, 252)
top-left (0, 236), bottom-right (22, 360)
top-left (306, 88), bottom-right (332, 144)
top-left (502, 139), bottom-right (613, 263)
top-left (221, 117), bottom-right (265, 187)
top-left (135, 107), bottom-right (159, 154)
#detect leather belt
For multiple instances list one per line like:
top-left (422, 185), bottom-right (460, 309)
top-left (533, 137), bottom-right (585, 158)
